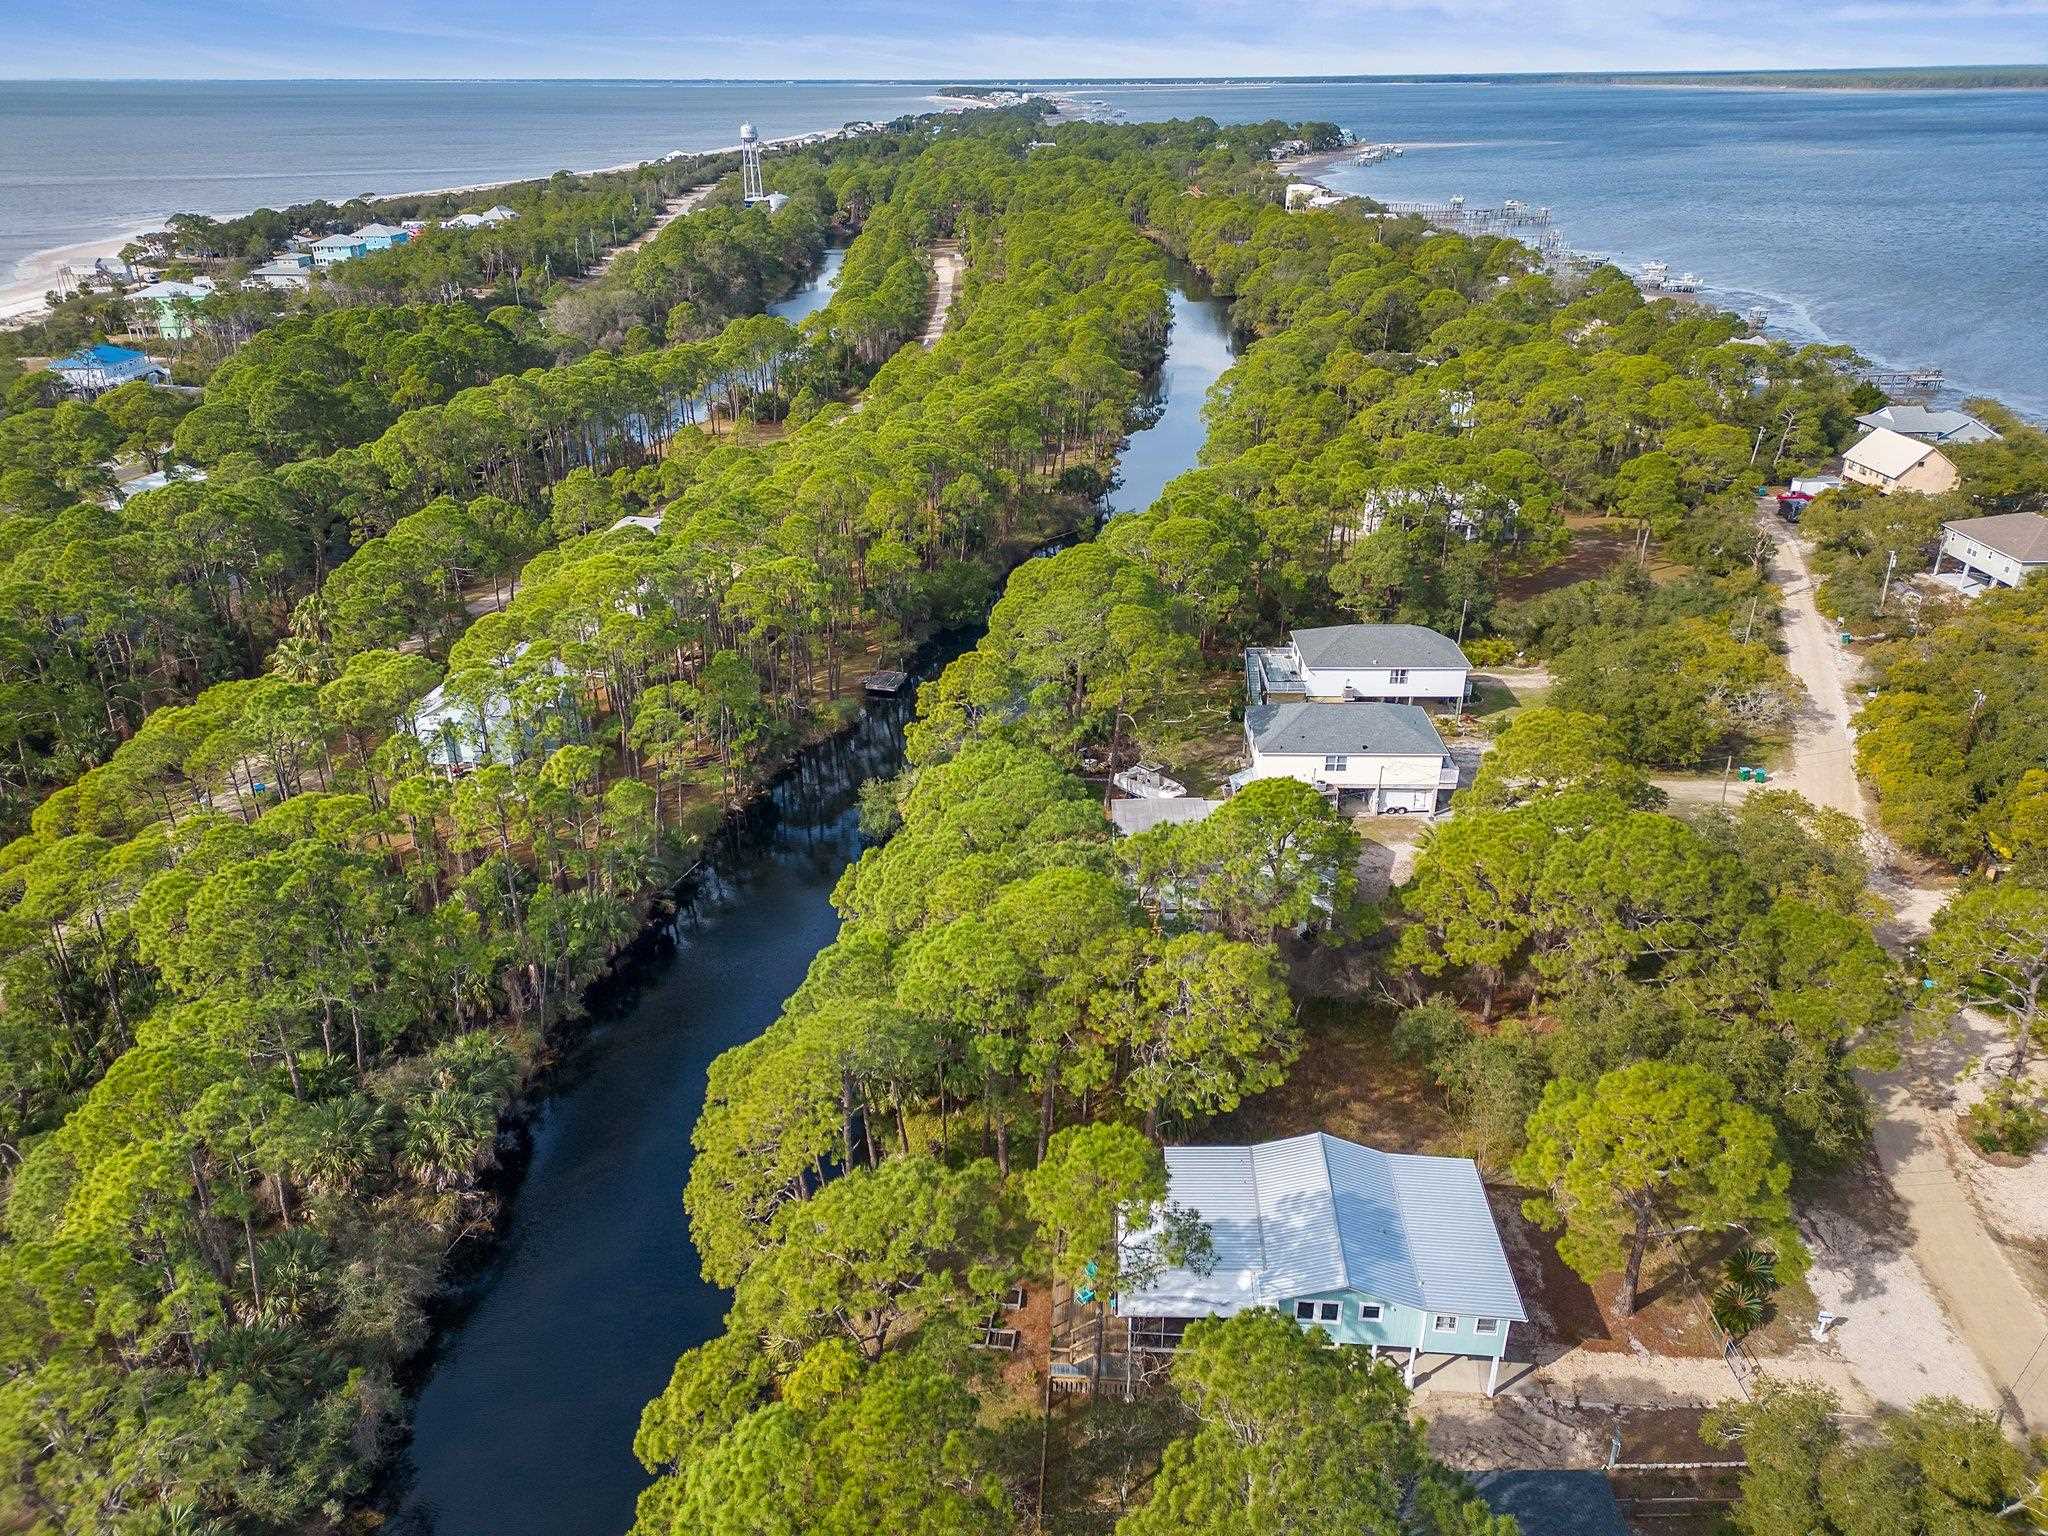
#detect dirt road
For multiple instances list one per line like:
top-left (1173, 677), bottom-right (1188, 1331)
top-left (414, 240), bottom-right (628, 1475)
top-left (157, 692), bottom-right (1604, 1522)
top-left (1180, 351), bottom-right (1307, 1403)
top-left (579, 184), bottom-right (713, 282)
top-left (1764, 504), bottom-right (2048, 1433)
top-left (1762, 510), bottom-right (1868, 823)
top-left (920, 242), bottom-right (964, 347)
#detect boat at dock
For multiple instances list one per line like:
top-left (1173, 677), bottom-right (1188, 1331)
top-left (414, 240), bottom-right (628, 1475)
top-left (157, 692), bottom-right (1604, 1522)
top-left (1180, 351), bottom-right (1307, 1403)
top-left (1640, 260), bottom-right (1670, 288)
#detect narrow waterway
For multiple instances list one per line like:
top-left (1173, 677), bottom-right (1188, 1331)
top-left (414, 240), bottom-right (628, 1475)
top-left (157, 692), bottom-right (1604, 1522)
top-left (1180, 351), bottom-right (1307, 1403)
top-left (387, 279), bottom-right (1234, 1536)
top-left (1103, 271), bottom-right (1238, 518)
top-left (768, 244), bottom-right (845, 326)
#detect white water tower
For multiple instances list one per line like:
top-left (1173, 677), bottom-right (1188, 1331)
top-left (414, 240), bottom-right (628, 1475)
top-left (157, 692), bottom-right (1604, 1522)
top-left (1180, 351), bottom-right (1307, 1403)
top-left (739, 121), bottom-right (765, 203)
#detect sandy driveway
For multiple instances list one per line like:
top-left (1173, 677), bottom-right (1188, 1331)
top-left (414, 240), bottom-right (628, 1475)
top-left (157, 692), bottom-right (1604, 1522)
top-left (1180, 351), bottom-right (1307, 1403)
top-left (1764, 505), bottom-right (2048, 1432)
top-left (1762, 510), bottom-right (1869, 824)
top-left (920, 241), bottom-right (964, 347)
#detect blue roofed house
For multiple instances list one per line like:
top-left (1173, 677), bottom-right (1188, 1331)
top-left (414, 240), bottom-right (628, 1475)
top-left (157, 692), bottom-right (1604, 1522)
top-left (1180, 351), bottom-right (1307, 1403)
top-left (46, 344), bottom-right (171, 397)
top-left (1117, 1132), bottom-right (1528, 1396)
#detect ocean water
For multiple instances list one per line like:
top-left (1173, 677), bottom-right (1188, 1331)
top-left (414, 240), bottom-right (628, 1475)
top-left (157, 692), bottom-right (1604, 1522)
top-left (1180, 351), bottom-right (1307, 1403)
top-left (6, 78), bottom-right (2043, 417)
top-left (1080, 80), bottom-right (2048, 418)
top-left (0, 80), bottom-right (944, 273)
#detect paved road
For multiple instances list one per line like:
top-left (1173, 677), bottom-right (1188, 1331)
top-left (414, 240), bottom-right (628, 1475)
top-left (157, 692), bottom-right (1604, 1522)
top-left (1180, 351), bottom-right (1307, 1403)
top-left (1764, 506), bottom-right (2048, 1434)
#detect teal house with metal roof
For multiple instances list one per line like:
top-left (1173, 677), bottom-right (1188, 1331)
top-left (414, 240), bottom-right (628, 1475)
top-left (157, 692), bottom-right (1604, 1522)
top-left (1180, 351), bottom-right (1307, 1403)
top-left (1117, 1132), bottom-right (1528, 1396)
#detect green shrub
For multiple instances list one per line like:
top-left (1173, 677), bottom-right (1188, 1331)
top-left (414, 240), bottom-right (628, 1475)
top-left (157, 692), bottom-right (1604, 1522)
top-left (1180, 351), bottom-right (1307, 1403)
top-left (1464, 637), bottom-right (1515, 667)
top-left (1711, 1282), bottom-right (1766, 1338)
top-left (1723, 1246), bottom-right (1778, 1294)
top-left (1966, 1080), bottom-right (2048, 1157)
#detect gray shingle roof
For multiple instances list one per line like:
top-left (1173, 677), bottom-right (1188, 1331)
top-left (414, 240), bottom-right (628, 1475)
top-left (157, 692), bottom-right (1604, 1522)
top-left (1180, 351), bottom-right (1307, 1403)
top-left (1855, 405), bottom-right (2000, 444)
top-left (1292, 622), bottom-right (1470, 671)
top-left (1246, 701), bottom-right (1449, 759)
top-left (1121, 1133), bottom-right (1527, 1322)
top-left (1945, 512), bottom-right (2048, 566)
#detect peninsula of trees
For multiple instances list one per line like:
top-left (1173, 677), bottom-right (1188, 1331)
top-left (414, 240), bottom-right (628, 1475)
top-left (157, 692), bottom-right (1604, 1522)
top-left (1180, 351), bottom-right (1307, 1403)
top-left (0, 98), bottom-right (2044, 1536)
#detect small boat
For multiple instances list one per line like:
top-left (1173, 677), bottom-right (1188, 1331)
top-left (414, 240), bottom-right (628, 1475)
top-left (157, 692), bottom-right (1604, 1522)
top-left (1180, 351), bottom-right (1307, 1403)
top-left (861, 669), bottom-right (909, 696)
top-left (1640, 260), bottom-right (1669, 288)
top-left (1671, 271), bottom-right (1701, 293)
top-left (1112, 762), bottom-right (1188, 800)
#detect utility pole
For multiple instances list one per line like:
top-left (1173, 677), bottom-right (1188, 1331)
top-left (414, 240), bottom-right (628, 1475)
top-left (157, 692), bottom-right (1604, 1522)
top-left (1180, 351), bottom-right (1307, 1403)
top-left (1455, 596), bottom-right (1470, 645)
top-left (1721, 753), bottom-right (1735, 803)
top-left (1877, 549), bottom-right (1898, 615)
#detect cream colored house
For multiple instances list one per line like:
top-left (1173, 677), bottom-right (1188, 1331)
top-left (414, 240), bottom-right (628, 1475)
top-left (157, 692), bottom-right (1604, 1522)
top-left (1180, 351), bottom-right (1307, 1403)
top-left (1842, 428), bottom-right (1958, 496)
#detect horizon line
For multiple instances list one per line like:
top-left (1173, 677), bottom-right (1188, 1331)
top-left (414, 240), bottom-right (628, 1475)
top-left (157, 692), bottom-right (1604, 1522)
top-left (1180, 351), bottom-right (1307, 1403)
top-left (6, 65), bottom-right (2046, 86)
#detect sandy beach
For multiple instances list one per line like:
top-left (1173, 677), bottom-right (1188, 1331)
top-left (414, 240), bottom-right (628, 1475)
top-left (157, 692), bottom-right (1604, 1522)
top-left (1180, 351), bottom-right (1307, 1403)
top-left (0, 233), bottom-right (162, 324)
top-left (0, 118), bottom-right (906, 329)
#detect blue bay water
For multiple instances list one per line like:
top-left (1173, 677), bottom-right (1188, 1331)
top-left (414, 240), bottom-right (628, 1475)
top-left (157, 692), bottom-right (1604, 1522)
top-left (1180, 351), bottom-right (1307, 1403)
top-left (5, 78), bottom-right (2042, 412)
top-left (0, 80), bottom-right (946, 272)
top-left (1081, 80), bottom-right (2048, 418)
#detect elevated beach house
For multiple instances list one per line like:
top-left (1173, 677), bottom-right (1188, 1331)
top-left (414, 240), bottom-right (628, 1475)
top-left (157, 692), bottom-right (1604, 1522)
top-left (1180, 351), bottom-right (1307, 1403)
top-left (1246, 622), bottom-right (1470, 711)
top-left (1241, 700), bottom-right (1458, 814)
top-left (127, 278), bottom-right (215, 339)
top-left (353, 222), bottom-right (412, 252)
top-left (246, 255), bottom-right (313, 291)
top-left (45, 344), bottom-right (170, 396)
top-left (1932, 511), bottom-right (2048, 595)
top-left (1842, 427), bottom-right (1959, 497)
top-left (1853, 404), bottom-right (2000, 446)
top-left (311, 231), bottom-right (368, 266)
top-left (1118, 1133), bottom-right (1527, 1396)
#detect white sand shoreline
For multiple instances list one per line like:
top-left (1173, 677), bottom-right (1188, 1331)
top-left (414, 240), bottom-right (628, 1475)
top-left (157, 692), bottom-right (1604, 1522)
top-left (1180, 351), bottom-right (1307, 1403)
top-left (1, 108), bottom-right (976, 328)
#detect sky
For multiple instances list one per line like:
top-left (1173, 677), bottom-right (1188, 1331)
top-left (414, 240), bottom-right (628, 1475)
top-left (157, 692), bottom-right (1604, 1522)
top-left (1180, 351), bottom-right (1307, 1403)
top-left (4, 0), bottom-right (2045, 79)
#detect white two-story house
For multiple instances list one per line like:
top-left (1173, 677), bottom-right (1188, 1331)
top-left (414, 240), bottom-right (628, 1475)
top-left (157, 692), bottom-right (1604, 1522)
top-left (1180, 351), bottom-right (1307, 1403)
top-left (1241, 700), bottom-right (1458, 814)
top-left (1246, 623), bottom-right (1470, 712)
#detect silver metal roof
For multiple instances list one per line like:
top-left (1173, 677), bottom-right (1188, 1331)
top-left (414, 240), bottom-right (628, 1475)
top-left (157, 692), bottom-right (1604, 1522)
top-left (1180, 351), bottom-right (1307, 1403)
top-left (1246, 701), bottom-right (1449, 760)
top-left (1122, 1133), bottom-right (1527, 1322)
top-left (1107, 797), bottom-right (1221, 836)
top-left (1291, 622), bottom-right (1470, 672)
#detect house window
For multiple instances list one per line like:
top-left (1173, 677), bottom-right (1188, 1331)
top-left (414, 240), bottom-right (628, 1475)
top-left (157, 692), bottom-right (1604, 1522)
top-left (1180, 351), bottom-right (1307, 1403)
top-left (1358, 1302), bottom-right (1383, 1322)
top-left (1322, 754), bottom-right (1348, 772)
top-left (1474, 1318), bottom-right (1499, 1335)
top-left (1388, 668), bottom-right (1409, 685)
top-left (1433, 1314), bottom-right (1460, 1332)
top-left (1317, 1301), bottom-right (1340, 1323)
top-left (1294, 1300), bottom-right (1317, 1321)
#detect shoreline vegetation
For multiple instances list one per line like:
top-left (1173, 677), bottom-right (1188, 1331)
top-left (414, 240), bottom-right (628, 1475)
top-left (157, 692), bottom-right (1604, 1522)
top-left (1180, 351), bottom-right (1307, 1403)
top-left (3, 93), bottom-right (2046, 1536)
top-left (0, 96), bottom-right (994, 325)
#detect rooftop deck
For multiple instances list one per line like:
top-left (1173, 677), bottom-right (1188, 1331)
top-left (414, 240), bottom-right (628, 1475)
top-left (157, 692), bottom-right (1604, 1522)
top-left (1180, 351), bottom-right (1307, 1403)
top-left (1247, 646), bottom-right (1305, 702)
